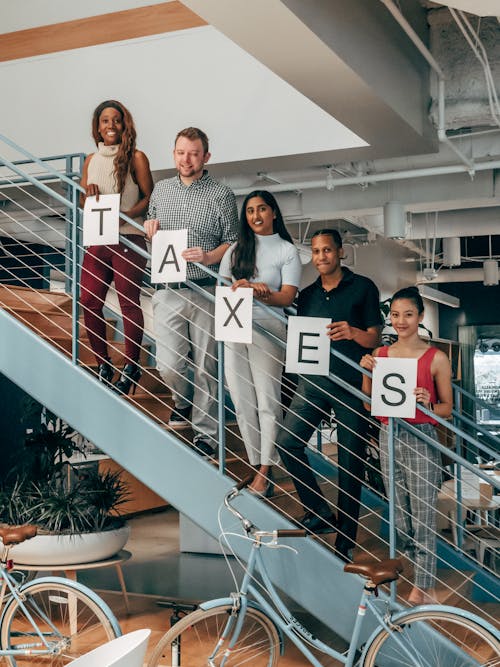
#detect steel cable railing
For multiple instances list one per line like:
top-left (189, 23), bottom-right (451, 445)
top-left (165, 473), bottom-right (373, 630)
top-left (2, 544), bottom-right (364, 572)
top-left (1, 137), bottom-right (499, 619)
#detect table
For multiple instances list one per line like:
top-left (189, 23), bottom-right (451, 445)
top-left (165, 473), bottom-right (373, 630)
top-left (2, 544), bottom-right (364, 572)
top-left (438, 479), bottom-right (500, 546)
top-left (16, 549), bottom-right (131, 613)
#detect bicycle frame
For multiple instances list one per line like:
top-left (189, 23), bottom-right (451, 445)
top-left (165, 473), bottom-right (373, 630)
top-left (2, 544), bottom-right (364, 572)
top-left (0, 566), bottom-right (60, 657)
top-left (200, 537), bottom-right (380, 667)
top-left (0, 565), bottom-right (122, 658)
top-left (201, 533), bottom-right (500, 667)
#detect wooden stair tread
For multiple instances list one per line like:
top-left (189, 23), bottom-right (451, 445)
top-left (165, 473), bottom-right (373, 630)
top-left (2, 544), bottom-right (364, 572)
top-left (0, 284), bottom-right (72, 312)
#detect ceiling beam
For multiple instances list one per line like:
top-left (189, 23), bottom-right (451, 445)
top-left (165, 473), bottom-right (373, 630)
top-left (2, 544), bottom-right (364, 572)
top-left (182, 0), bottom-right (437, 167)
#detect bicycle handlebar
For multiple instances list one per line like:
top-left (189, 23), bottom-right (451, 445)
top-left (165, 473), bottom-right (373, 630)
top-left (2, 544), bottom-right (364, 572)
top-left (224, 479), bottom-right (307, 539)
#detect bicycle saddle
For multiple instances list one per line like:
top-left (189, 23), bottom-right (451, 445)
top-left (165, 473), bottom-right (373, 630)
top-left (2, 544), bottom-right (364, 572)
top-left (344, 558), bottom-right (404, 586)
top-left (0, 525), bottom-right (38, 545)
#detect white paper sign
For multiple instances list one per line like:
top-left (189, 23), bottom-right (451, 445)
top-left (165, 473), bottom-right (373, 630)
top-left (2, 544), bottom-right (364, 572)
top-left (151, 230), bottom-right (188, 283)
top-left (371, 357), bottom-right (417, 418)
top-left (215, 286), bottom-right (253, 343)
top-left (285, 316), bottom-right (331, 375)
top-left (83, 194), bottom-right (120, 246)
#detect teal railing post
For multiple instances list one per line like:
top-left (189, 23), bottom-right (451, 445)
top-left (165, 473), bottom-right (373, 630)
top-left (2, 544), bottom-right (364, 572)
top-left (70, 184), bottom-right (80, 365)
top-left (216, 278), bottom-right (226, 474)
top-left (387, 416), bottom-right (397, 602)
top-left (65, 154), bottom-right (76, 294)
top-left (453, 385), bottom-right (464, 549)
top-left (217, 340), bottom-right (226, 474)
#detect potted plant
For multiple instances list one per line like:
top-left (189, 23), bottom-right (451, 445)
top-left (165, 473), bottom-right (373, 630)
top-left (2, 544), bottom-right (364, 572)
top-left (0, 402), bottom-right (131, 565)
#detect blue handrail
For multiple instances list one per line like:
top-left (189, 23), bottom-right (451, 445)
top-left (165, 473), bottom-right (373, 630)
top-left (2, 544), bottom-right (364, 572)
top-left (1, 135), bottom-right (499, 590)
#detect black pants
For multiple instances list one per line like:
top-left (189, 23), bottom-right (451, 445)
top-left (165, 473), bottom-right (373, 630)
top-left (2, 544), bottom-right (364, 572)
top-left (276, 376), bottom-right (368, 549)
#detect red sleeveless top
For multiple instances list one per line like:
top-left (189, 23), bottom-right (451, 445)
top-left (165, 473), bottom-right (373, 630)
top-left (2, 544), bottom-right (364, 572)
top-left (377, 346), bottom-right (438, 425)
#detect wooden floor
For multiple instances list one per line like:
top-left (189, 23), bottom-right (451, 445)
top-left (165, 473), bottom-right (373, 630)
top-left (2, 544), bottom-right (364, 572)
top-left (98, 590), bottom-right (347, 666)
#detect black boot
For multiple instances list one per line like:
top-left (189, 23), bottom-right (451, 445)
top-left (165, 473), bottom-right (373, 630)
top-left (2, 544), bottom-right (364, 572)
top-left (113, 363), bottom-right (142, 396)
top-left (98, 359), bottom-right (114, 385)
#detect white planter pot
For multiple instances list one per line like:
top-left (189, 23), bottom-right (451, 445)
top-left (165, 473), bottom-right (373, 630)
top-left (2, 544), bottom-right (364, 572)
top-left (8, 524), bottom-right (130, 565)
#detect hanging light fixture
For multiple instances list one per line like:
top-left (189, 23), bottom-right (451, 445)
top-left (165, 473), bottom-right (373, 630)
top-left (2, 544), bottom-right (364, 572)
top-left (383, 201), bottom-right (406, 239)
top-left (442, 237), bottom-right (461, 267)
top-left (483, 259), bottom-right (499, 286)
top-left (483, 236), bottom-right (499, 286)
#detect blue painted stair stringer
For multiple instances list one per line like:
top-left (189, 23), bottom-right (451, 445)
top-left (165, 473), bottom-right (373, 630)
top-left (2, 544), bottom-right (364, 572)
top-left (0, 307), bottom-right (382, 644)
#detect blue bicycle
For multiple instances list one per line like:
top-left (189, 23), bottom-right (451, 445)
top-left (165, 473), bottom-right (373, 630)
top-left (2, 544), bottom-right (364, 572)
top-left (149, 479), bottom-right (500, 666)
top-left (0, 524), bottom-right (121, 665)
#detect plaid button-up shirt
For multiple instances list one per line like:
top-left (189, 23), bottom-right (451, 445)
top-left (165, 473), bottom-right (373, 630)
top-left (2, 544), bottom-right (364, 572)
top-left (148, 171), bottom-right (238, 280)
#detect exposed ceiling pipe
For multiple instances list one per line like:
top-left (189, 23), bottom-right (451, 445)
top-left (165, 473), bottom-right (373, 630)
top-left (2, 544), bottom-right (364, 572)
top-left (380, 0), bottom-right (475, 173)
top-left (417, 268), bottom-right (487, 282)
top-left (232, 158), bottom-right (500, 196)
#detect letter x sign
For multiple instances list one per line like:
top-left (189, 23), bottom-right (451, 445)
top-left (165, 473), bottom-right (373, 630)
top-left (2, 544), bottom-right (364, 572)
top-left (215, 286), bottom-right (253, 343)
top-left (371, 357), bottom-right (417, 418)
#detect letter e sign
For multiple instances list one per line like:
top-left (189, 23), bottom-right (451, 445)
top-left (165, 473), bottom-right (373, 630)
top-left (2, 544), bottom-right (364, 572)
top-left (285, 316), bottom-right (331, 376)
top-left (371, 357), bottom-right (417, 418)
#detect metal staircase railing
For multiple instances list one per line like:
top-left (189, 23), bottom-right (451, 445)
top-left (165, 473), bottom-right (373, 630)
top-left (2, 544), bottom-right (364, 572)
top-left (1, 133), bottom-right (498, 632)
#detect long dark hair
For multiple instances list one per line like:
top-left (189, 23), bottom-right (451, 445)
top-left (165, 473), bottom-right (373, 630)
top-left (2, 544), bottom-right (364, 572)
top-left (231, 190), bottom-right (293, 280)
top-left (91, 100), bottom-right (136, 194)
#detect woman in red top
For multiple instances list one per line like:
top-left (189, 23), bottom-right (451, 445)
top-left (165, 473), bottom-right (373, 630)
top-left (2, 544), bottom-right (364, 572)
top-left (360, 286), bottom-right (452, 605)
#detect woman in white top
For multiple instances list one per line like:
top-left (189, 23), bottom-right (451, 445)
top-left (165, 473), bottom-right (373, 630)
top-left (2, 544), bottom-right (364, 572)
top-left (80, 100), bottom-right (153, 395)
top-left (220, 191), bottom-right (302, 496)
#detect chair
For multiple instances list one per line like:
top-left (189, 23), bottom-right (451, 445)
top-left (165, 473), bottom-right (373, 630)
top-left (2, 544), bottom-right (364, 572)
top-left (469, 525), bottom-right (500, 572)
top-left (67, 629), bottom-right (151, 667)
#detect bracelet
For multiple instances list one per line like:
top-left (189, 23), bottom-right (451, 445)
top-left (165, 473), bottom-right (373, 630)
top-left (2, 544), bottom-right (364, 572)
top-left (429, 402), bottom-right (434, 411)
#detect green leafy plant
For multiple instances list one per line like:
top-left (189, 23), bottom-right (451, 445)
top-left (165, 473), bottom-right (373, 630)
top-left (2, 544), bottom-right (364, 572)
top-left (0, 402), bottom-right (130, 535)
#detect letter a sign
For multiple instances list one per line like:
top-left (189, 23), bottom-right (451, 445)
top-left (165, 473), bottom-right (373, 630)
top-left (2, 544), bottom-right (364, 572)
top-left (151, 230), bottom-right (188, 283)
top-left (215, 286), bottom-right (253, 343)
top-left (83, 193), bottom-right (120, 246)
top-left (371, 357), bottom-right (417, 418)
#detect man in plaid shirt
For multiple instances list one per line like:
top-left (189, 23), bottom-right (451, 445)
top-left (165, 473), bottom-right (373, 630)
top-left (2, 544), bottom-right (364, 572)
top-left (145, 127), bottom-right (238, 457)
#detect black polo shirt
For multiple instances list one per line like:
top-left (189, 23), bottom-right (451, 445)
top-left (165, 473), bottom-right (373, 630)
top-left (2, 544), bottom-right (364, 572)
top-left (297, 268), bottom-right (381, 386)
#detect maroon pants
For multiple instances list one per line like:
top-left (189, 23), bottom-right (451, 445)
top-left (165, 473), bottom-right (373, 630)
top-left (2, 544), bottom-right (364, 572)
top-left (80, 236), bottom-right (147, 365)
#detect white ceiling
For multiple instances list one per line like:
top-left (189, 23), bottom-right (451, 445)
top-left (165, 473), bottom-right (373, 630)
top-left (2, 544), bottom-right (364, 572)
top-left (1, 0), bottom-right (499, 269)
top-left (434, 1), bottom-right (500, 17)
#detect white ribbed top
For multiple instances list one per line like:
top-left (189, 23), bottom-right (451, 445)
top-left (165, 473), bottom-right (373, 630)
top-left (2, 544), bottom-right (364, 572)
top-left (87, 143), bottom-right (144, 236)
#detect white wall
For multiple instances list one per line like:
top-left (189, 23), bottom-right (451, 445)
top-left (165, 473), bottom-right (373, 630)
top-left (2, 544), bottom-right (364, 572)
top-left (0, 27), bottom-right (365, 168)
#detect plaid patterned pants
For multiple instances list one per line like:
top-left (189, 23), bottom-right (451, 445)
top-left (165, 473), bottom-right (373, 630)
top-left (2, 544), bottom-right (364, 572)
top-left (379, 423), bottom-right (442, 590)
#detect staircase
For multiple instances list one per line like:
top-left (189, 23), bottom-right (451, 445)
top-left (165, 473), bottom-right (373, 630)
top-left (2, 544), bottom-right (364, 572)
top-left (1, 136), bottom-right (498, 642)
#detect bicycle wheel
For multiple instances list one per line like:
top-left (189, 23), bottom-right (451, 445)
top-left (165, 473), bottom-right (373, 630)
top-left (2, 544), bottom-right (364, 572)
top-left (148, 604), bottom-right (280, 666)
top-left (363, 609), bottom-right (500, 667)
top-left (0, 579), bottom-right (120, 666)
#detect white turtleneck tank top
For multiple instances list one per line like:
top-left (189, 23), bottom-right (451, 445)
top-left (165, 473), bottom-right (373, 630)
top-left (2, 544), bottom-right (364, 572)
top-left (87, 142), bottom-right (144, 236)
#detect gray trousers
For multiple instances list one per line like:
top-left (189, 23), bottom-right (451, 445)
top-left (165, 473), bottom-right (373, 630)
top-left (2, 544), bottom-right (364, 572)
top-left (152, 286), bottom-right (218, 441)
top-left (379, 423), bottom-right (442, 590)
top-left (224, 319), bottom-right (285, 467)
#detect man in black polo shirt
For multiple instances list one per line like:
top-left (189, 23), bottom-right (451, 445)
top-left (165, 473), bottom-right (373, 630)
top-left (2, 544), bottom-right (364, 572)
top-left (277, 229), bottom-right (382, 561)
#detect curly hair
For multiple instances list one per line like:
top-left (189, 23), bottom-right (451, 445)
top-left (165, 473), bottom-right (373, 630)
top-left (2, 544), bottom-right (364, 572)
top-left (91, 100), bottom-right (137, 193)
top-left (231, 190), bottom-right (293, 280)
